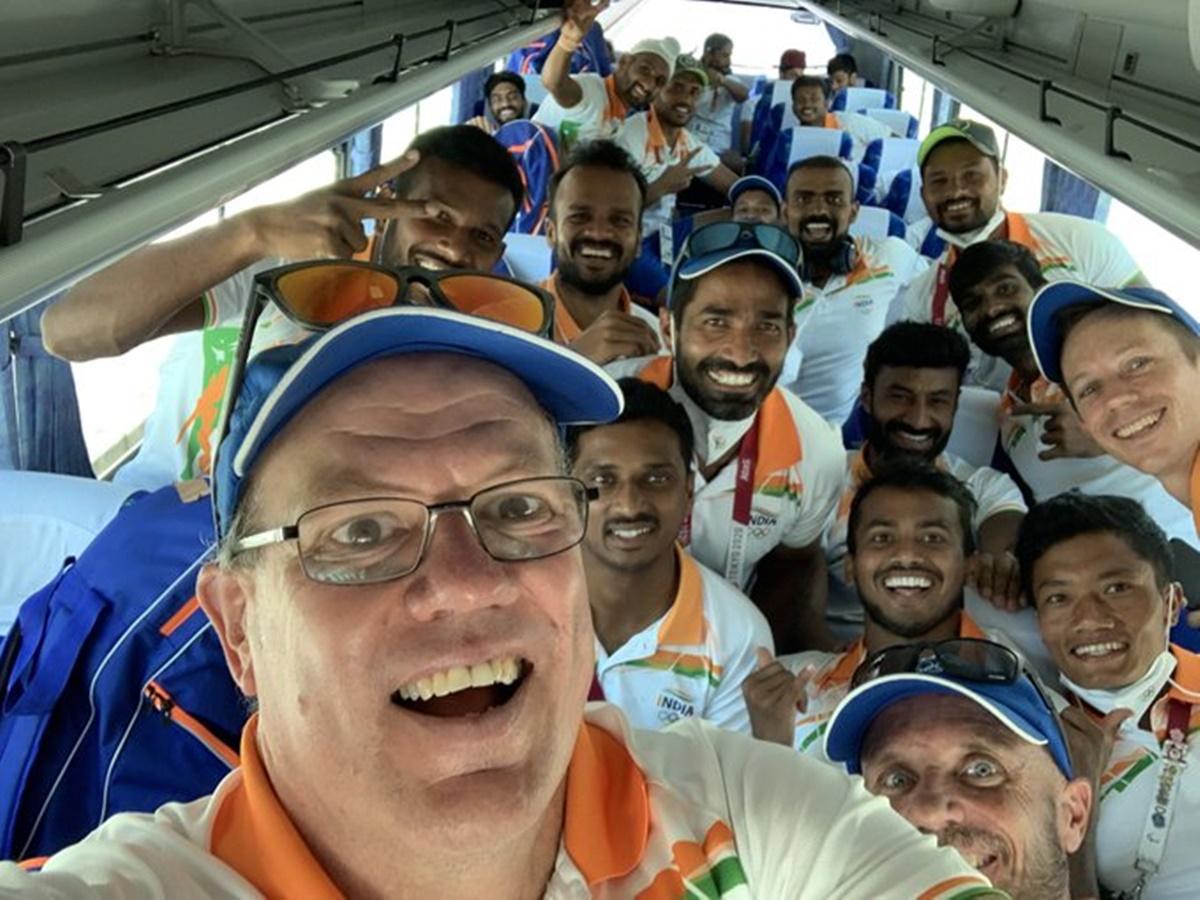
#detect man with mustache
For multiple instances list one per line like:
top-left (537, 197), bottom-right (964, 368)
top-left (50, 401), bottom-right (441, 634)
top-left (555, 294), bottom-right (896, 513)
top-left (948, 241), bottom-right (1200, 550)
top-left (690, 33), bottom-right (750, 170)
top-left (541, 141), bottom-right (662, 364)
top-left (824, 636), bottom-right (1092, 900)
top-left (42, 125), bottom-right (523, 487)
top-left (466, 72), bottom-right (530, 134)
top-left (742, 462), bottom-right (1008, 756)
top-left (789, 76), bottom-right (891, 158)
top-left (889, 119), bottom-right (1145, 391)
top-left (607, 223), bottom-right (846, 654)
top-left (535, 1), bottom-right (677, 148)
top-left (780, 156), bottom-right (924, 424)
top-left (568, 378), bottom-right (772, 733)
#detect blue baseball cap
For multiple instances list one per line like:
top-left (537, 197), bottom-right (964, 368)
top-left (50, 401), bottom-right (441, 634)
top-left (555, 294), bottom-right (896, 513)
top-left (728, 175), bottom-right (783, 211)
top-left (668, 222), bottom-right (803, 307)
top-left (1028, 280), bottom-right (1200, 386)
top-left (214, 306), bottom-right (623, 537)
top-left (825, 671), bottom-right (1074, 780)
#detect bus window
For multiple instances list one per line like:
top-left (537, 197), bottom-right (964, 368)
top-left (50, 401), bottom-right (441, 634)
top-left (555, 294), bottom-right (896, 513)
top-left (897, 67), bottom-right (930, 132)
top-left (1107, 199), bottom-right (1200, 301)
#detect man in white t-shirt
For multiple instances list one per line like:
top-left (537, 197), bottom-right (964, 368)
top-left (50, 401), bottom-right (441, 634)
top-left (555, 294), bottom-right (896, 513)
top-left (607, 223), bottom-right (846, 654)
top-left (789, 75), bottom-right (891, 159)
top-left (533, 2), bottom-right (677, 148)
top-left (42, 126), bottom-right (522, 485)
top-left (689, 33), bottom-right (750, 165)
top-left (780, 156), bottom-right (925, 424)
top-left (614, 57), bottom-right (738, 243)
top-left (568, 378), bottom-right (772, 733)
top-left (888, 119), bottom-right (1145, 390)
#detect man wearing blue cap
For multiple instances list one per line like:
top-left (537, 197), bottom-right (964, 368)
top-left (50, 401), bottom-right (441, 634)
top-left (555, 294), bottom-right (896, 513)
top-left (728, 175), bottom-right (782, 225)
top-left (0, 299), bottom-right (1002, 897)
top-left (825, 639), bottom-right (1092, 899)
top-left (1028, 280), bottom-right (1200, 535)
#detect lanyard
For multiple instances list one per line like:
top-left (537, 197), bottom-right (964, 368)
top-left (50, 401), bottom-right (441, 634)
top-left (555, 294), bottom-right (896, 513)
top-left (1128, 698), bottom-right (1193, 899)
top-left (679, 414), bottom-right (761, 587)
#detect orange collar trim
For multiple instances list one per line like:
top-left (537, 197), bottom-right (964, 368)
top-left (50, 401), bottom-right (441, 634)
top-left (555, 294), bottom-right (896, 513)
top-left (1168, 643), bottom-right (1200, 703)
top-left (1190, 450), bottom-right (1200, 535)
top-left (209, 716), bottom-right (344, 900)
top-left (563, 721), bottom-right (650, 885)
top-left (657, 546), bottom-right (707, 646)
top-left (823, 112), bottom-right (839, 129)
top-left (646, 106), bottom-right (689, 164)
top-left (824, 613), bottom-right (985, 687)
top-left (603, 75), bottom-right (628, 124)
top-left (542, 275), bottom-right (632, 344)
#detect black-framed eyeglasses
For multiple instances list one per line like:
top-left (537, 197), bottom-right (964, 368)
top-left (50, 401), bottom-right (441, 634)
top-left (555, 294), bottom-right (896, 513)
top-left (228, 476), bottom-right (597, 585)
top-left (209, 260), bottom-right (556, 536)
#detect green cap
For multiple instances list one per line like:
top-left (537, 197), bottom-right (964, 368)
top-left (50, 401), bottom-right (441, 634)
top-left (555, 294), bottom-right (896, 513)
top-left (918, 118), bottom-right (1000, 169)
top-left (673, 54), bottom-right (710, 88)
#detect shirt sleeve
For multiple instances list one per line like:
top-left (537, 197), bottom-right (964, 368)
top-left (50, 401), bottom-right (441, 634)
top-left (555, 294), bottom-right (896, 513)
top-left (1055, 215), bottom-right (1142, 287)
top-left (690, 139), bottom-right (721, 176)
top-left (886, 260), bottom-right (938, 326)
top-left (703, 587), bottom-right (774, 734)
top-left (782, 403), bottom-right (848, 549)
top-left (204, 258), bottom-right (287, 328)
top-left (964, 465), bottom-right (1028, 527)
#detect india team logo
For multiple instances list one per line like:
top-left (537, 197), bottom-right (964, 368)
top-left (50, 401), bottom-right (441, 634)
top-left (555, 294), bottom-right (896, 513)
top-left (656, 688), bottom-right (696, 724)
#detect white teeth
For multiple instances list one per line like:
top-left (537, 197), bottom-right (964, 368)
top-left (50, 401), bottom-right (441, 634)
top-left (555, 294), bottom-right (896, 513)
top-left (988, 314), bottom-right (1019, 334)
top-left (578, 246), bottom-right (615, 259)
top-left (399, 656), bottom-right (522, 701)
top-left (610, 525), bottom-right (653, 539)
top-left (883, 574), bottom-right (933, 590)
top-left (413, 255), bottom-right (449, 271)
top-left (803, 224), bottom-right (832, 238)
top-left (1072, 641), bottom-right (1127, 658)
top-left (946, 200), bottom-right (973, 211)
top-left (1115, 410), bottom-right (1163, 439)
top-left (707, 370), bottom-right (755, 387)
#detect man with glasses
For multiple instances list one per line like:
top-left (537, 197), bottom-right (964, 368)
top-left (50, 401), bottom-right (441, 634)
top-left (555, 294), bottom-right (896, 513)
top-left (823, 639), bottom-right (1093, 900)
top-left (567, 378), bottom-right (772, 733)
top-left (0, 294), bottom-right (1004, 897)
top-left (608, 222), bottom-right (846, 654)
top-left (42, 125), bottom-right (523, 488)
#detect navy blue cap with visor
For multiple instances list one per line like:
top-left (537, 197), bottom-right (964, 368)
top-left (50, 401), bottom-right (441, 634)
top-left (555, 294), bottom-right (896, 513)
top-left (213, 307), bottom-right (623, 538)
top-left (728, 175), bottom-right (783, 211)
top-left (668, 222), bottom-right (803, 308)
top-left (1028, 280), bottom-right (1200, 386)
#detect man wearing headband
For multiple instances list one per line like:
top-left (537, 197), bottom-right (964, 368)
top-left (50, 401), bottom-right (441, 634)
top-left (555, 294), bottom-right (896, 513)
top-left (780, 155), bottom-right (923, 424)
top-left (1027, 280), bottom-right (1200, 535)
top-left (824, 638), bottom-right (1092, 899)
top-left (535, 1), bottom-right (677, 148)
top-left (1016, 492), bottom-right (1200, 898)
top-left (1, 302), bottom-right (1002, 898)
top-left (608, 222), bottom-right (846, 653)
top-left (728, 175), bottom-right (782, 225)
top-left (43, 125), bottom-right (523, 487)
top-left (890, 118), bottom-right (1144, 392)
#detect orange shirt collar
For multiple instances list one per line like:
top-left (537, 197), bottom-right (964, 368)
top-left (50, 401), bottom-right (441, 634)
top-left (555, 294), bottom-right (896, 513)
top-left (1168, 642), bottom-right (1200, 704)
top-left (1190, 449), bottom-right (1200, 535)
top-left (646, 106), bottom-right (689, 163)
top-left (823, 112), bottom-right (838, 128)
top-left (542, 275), bottom-right (632, 344)
top-left (823, 613), bottom-right (987, 687)
top-left (603, 74), bottom-right (628, 124)
top-left (657, 545), bottom-right (707, 646)
top-left (210, 716), bottom-right (344, 899)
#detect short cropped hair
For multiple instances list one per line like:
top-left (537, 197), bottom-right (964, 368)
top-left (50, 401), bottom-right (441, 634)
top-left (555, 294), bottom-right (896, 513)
top-left (1015, 491), bottom-right (1173, 603)
top-left (565, 378), bottom-right (694, 471)
top-left (393, 125), bottom-right (524, 221)
top-left (547, 139), bottom-right (648, 219)
top-left (827, 53), bottom-right (858, 76)
top-left (786, 154), bottom-right (854, 194)
top-left (791, 75), bottom-right (828, 99)
top-left (863, 321), bottom-right (970, 391)
top-left (484, 71), bottom-right (525, 99)
top-left (949, 240), bottom-right (1046, 309)
top-left (846, 459), bottom-right (978, 556)
top-left (704, 33), bottom-right (733, 54)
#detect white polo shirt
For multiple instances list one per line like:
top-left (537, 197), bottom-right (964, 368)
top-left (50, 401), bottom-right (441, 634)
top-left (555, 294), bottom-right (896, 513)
top-left (596, 547), bottom-right (773, 734)
top-left (606, 356), bottom-right (846, 591)
top-left (824, 445), bottom-right (1028, 629)
top-left (888, 211), bottom-right (1142, 390)
top-left (782, 235), bottom-right (926, 424)
top-left (614, 109), bottom-right (720, 240)
top-left (1088, 645), bottom-right (1200, 899)
top-left (532, 72), bottom-right (629, 149)
top-left (1, 708), bottom-right (1002, 898)
top-left (690, 78), bottom-right (751, 154)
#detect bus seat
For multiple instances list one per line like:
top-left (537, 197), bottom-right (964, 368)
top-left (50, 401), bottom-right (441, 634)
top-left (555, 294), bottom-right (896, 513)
top-left (830, 87), bottom-right (896, 113)
top-left (766, 126), bottom-right (854, 187)
top-left (502, 233), bottom-right (553, 283)
top-left (945, 386), bottom-right (1002, 470)
top-left (903, 217), bottom-right (948, 259)
top-left (862, 138), bottom-right (921, 177)
top-left (495, 120), bottom-right (560, 235)
top-left (849, 206), bottom-right (906, 241)
top-left (864, 108), bottom-right (918, 139)
top-left (879, 166), bottom-right (927, 223)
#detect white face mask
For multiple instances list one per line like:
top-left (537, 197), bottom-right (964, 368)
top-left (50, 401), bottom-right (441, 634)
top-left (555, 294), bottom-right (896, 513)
top-left (936, 207), bottom-right (1006, 250)
top-left (1064, 651), bottom-right (1177, 723)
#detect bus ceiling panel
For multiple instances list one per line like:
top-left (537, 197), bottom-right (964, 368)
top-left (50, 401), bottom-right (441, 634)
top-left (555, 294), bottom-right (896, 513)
top-left (0, 3), bottom-right (573, 325)
top-left (798, 1), bottom-right (1200, 249)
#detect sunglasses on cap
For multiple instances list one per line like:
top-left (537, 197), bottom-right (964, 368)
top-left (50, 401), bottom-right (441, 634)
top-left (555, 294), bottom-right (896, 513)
top-left (677, 221), bottom-right (801, 267)
top-left (209, 260), bottom-right (556, 531)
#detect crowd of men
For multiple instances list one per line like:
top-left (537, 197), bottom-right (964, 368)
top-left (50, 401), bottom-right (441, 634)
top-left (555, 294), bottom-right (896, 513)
top-left (2, 0), bottom-right (1200, 897)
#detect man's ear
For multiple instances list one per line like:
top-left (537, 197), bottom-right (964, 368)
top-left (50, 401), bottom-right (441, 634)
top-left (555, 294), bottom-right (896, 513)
top-left (544, 216), bottom-right (558, 245)
top-left (196, 563), bottom-right (258, 698)
top-left (859, 382), bottom-right (873, 416)
top-left (1166, 581), bottom-right (1186, 626)
top-left (998, 164), bottom-right (1009, 196)
top-left (1058, 777), bottom-right (1093, 855)
top-left (847, 201), bottom-right (860, 226)
top-left (659, 307), bottom-right (673, 347)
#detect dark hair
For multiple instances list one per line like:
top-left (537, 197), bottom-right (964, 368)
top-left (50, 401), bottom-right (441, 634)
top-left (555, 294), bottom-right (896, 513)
top-left (670, 259), bottom-right (798, 327)
top-left (393, 125), bottom-right (524, 222)
top-left (484, 71), bottom-right (525, 100)
top-left (949, 240), bottom-right (1045, 311)
top-left (1056, 302), bottom-right (1200, 372)
top-left (547, 139), bottom-right (648, 219)
top-left (566, 378), bottom-right (694, 471)
top-left (790, 75), bottom-right (828, 99)
top-left (786, 155), bottom-right (854, 194)
top-left (704, 33), bottom-right (732, 54)
top-left (1016, 491), bottom-right (1172, 604)
top-left (827, 53), bottom-right (857, 76)
top-left (846, 459), bottom-right (978, 556)
top-left (863, 321), bottom-right (970, 391)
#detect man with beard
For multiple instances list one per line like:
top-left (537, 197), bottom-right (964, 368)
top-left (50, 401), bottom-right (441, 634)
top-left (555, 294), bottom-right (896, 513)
top-left (889, 119), bottom-right (1145, 391)
top-left (779, 156), bottom-right (924, 424)
top-left (789, 76), bottom-right (891, 159)
top-left (742, 462), bottom-right (1008, 756)
top-left (567, 378), bottom-right (772, 733)
top-left (689, 33), bottom-right (750, 169)
top-left (541, 141), bottom-right (662, 363)
top-left (466, 72), bottom-right (530, 134)
top-left (607, 222), bottom-right (846, 654)
top-left (824, 636), bottom-right (1091, 899)
top-left (614, 57), bottom-right (738, 248)
top-left (535, 1), bottom-right (677, 148)
top-left (947, 241), bottom-right (1200, 550)
top-left (42, 125), bottom-right (522, 485)
top-left (820, 323), bottom-right (1027, 642)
